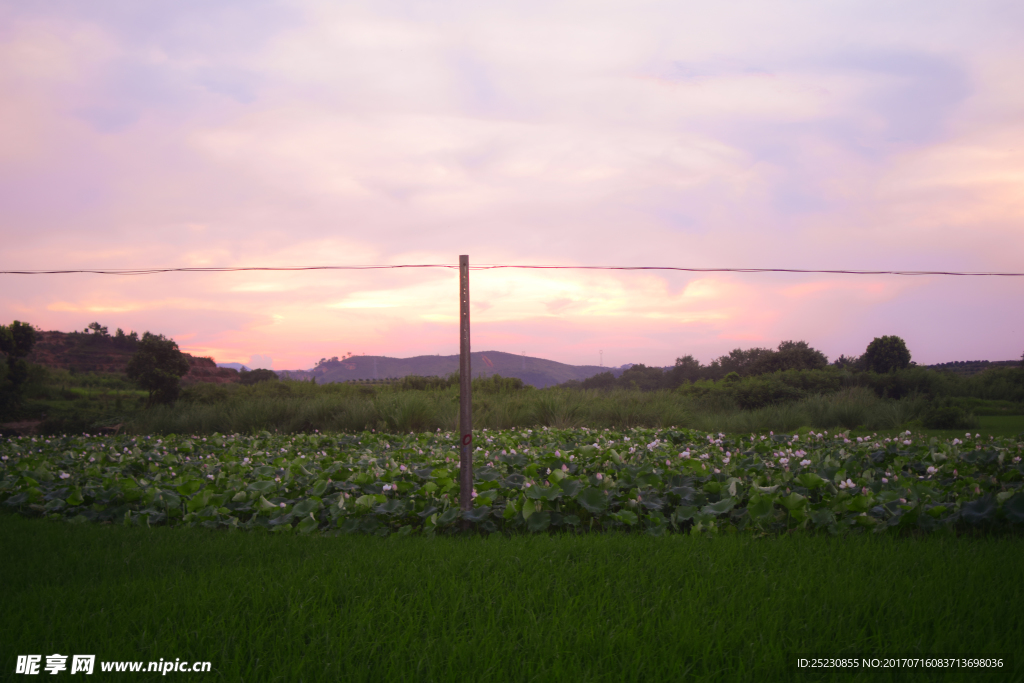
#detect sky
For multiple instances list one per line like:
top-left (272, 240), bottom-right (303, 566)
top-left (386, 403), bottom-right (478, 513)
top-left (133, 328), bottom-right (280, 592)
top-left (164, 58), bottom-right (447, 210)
top-left (1, 0), bottom-right (1022, 371)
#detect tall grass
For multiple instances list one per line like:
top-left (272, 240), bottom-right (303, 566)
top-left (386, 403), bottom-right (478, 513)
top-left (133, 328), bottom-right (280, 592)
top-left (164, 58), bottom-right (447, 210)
top-left (122, 379), bottom-right (1000, 436)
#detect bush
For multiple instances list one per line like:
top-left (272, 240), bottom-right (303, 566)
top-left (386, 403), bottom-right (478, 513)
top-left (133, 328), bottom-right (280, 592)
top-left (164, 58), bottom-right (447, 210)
top-left (239, 368), bottom-right (279, 386)
top-left (181, 383), bottom-right (233, 405)
top-left (923, 405), bottom-right (978, 430)
top-left (400, 374), bottom-right (457, 391)
top-left (731, 377), bottom-right (803, 409)
top-left (474, 374), bottom-right (528, 394)
top-left (580, 371), bottom-right (617, 390)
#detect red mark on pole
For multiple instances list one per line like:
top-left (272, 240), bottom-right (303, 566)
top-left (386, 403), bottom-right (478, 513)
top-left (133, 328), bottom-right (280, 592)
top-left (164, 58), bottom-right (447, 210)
top-left (462, 434), bottom-right (472, 446)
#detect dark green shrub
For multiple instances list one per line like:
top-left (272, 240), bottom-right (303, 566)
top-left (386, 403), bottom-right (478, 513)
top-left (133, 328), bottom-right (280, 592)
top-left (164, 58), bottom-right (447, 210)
top-left (923, 405), bottom-right (976, 430)
top-left (474, 374), bottom-right (528, 394)
top-left (239, 368), bottom-right (279, 385)
top-left (400, 374), bottom-right (457, 391)
top-left (731, 378), bottom-right (805, 410)
top-left (618, 364), bottom-right (667, 391)
top-left (181, 383), bottom-right (233, 405)
top-left (580, 371), bottom-right (617, 390)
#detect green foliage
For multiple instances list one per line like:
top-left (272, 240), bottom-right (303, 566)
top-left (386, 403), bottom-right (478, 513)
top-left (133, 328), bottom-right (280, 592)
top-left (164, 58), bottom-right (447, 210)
top-left (617, 364), bottom-right (665, 391)
top-left (238, 368), bottom-right (279, 386)
top-left (678, 368), bottom-right (847, 410)
top-left (1, 321), bottom-right (38, 417)
top-left (125, 333), bottom-right (191, 406)
top-left (396, 372), bottom-right (527, 394)
top-left (399, 374), bottom-right (458, 391)
top-left (831, 353), bottom-right (862, 370)
top-left (747, 340), bottom-right (828, 374)
top-left (666, 354), bottom-right (702, 385)
top-left (863, 335), bottom-right (912, 373)
top-left (0, 320), bottom-right (36, 359)
top-left (473, 374), bottom-right (528, 394)
top-left (19, 345), bottom-right (1021, 438)
top-left (923, 405), bottom-right (977, 430)
top-left (570, 340), bottom-right (831, 391)
top-left (180, 383), bottom-right (232, 405)
top-left (2, 427), bottom-right (1022, 540)
top-left (706, 346), bottom-right (776, 378)
top-left (579, 371), bottom-right (617, 390)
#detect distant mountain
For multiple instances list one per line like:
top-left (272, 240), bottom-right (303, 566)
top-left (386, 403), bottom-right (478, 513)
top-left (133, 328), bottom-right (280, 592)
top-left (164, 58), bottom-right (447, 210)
top-left (216, 363), bottom-right (251, 372)
top-left (277, 350), bottom-right (626, 389)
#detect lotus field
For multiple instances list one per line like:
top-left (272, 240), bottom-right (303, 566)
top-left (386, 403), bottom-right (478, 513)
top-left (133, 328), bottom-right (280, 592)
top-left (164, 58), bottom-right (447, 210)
top-left (3, 427), bottom-right (1023, 536)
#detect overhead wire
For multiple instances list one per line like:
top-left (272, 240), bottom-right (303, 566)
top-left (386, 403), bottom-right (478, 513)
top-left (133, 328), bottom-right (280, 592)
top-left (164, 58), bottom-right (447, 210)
top-left (0, 265), bottom-right (1022, 276)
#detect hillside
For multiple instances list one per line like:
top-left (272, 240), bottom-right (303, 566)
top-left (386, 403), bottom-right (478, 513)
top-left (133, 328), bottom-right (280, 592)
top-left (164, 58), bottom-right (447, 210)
top-left (278, 351), bottom-right (623, 389)
top-left (24, 330), bottom-right (240, 385)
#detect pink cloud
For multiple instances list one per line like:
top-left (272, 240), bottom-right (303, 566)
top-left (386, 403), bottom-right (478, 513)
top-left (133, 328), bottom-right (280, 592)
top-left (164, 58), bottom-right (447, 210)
top-left (2, 1), bottom-right (1023, 370)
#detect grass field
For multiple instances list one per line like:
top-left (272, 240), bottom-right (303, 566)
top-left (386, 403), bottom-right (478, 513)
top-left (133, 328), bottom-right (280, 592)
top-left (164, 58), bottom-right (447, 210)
top-left (1, 513), bottom-right (1020, 682)
top-left (850, 415), bottom-right (1024, 440)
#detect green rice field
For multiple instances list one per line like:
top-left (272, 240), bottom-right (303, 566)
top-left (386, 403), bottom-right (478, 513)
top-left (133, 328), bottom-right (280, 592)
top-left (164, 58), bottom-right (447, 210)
top-left (1, 515), bottom-right (1021, 682)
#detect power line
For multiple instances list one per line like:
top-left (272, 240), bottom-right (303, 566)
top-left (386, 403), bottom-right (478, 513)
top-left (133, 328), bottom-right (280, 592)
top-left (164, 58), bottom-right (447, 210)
top-left (1, 264), bottom-right (1022, 276)
top-left (0, 265), bottom-right (450, 275)
top-left (474, 265), bottom-right (1024, 276)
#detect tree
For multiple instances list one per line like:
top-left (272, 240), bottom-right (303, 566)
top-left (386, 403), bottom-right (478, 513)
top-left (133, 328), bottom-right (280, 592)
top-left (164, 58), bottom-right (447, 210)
top-left (125, 333), bottom-right (191, 405)
top-left (0, 320), bottom-right (36, 360)
top-left (831, 354), bottom-right (861, 370)
top-left (664, 354), bottom-right (703, 387)
top-left (580, 371), bottom-right (617, 390)
top-left (862, 336), bottom-right (912, 374)
top-left (617, 364), bottom-right (665, 391)
top-left (707, 347), bottom-right (774, 379)
top-left (748, 340), bottom-right (828, 374)
top-left (0, 321), bottom-right (37, 410)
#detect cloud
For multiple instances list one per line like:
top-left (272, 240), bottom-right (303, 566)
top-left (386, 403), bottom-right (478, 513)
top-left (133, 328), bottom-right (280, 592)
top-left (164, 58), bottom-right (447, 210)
top-left (2, 0), bottom-right (1023, 369)
top-left (248, 354), bottom-right (272, 370)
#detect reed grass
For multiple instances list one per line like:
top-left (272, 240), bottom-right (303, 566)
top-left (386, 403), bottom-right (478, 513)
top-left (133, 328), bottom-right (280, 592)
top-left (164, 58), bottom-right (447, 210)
top-left (121, 381), bottom-right (1019, 438)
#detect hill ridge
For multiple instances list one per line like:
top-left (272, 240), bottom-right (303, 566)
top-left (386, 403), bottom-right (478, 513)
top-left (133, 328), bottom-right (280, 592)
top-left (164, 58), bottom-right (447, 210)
top-left (277, 350), bottom-right (628, 388)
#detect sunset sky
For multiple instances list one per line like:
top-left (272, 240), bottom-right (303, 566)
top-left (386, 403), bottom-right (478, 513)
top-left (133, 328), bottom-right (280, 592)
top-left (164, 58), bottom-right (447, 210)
top-left (2, 0), bottom-right (1022, 371)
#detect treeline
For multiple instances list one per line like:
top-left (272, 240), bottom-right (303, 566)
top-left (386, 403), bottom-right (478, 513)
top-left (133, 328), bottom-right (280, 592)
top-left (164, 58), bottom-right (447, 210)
top-left (575, 339), bottom-right (835, 391)
top-left (557, 337), bottom-right (1023, 410)
top-left (70, 322), bottom-right (143, 350)
top-left (564, 337), bottom-right (921, 392)
top-left (679, 366), bottom-right (1024, 409)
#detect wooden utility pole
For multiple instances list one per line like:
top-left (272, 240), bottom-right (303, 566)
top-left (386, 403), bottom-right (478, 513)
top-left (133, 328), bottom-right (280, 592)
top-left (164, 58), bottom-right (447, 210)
top-left (459, 255), bottom-right (473, 517)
